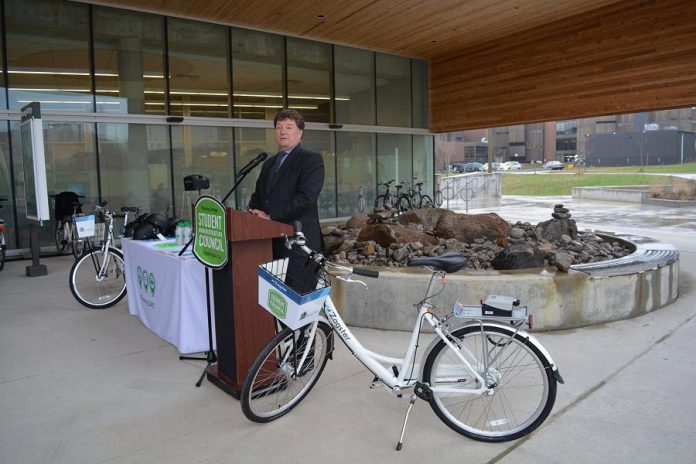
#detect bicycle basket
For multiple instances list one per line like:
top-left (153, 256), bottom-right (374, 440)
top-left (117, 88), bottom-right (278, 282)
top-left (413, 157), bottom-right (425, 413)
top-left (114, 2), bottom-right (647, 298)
top-left (258, 258), bottom-right (331, 330)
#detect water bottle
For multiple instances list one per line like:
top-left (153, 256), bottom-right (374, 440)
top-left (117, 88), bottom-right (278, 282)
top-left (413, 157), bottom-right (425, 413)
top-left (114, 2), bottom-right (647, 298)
top-left (176, 222), bottom-right (184, 245)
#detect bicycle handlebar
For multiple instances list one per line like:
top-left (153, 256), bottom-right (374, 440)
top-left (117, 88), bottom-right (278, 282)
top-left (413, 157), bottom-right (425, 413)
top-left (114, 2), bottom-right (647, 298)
top-left (283, 232), bottom-right (379, 279)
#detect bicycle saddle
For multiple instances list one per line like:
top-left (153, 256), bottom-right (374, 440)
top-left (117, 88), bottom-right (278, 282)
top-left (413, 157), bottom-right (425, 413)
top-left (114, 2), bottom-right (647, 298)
top-left (407, 250), bottom-right (467, 273)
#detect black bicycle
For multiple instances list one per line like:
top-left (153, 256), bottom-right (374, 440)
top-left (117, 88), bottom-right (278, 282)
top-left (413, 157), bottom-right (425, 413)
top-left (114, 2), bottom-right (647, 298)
top-left (374, 180), bottom-right (411, 213)
top-left (407, 179), bottom-right (433, 208)
top-left (51, 191), bottom-right (87, 259)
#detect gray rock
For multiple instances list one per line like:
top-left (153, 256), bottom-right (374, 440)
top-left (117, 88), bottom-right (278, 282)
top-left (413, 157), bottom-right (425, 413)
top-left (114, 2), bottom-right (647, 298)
top-left (554, 252), bottom-right (573, 272)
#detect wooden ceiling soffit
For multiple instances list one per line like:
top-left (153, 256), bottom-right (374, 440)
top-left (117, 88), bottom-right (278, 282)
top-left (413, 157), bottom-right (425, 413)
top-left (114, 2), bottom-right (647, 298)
top-left (430, 0), bottom-right (696, 132)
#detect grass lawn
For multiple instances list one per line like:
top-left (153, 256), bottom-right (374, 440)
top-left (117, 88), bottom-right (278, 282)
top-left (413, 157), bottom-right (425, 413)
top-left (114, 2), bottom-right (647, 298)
top-left (501, 163), bottom-right (696, 195)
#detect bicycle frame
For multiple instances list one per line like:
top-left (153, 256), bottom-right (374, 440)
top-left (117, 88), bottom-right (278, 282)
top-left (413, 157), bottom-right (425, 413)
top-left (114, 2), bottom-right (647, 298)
top-left (90, 211), bottom-right (116, 280)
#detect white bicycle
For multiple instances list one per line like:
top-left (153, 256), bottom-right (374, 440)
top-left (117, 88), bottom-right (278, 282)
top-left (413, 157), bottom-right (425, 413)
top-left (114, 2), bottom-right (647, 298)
top-left (241, 229), bottom-right (564, 449)
top-left (68, 202), bottom-right (136, 309)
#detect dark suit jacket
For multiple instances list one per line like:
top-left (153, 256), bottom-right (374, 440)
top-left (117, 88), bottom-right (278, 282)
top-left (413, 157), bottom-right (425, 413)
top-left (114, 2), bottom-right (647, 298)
top-left (248, 144), bottom-right (325, 257)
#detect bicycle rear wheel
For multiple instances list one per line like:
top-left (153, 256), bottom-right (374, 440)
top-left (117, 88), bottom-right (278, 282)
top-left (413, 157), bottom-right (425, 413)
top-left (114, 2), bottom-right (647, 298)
top-left (54, 221), bottom-right (67, 251)
top-left (419, 194), bottom-right (433, 208)
top-left (69, 247), bottom-right (127, 309)
top-left (422, 325), bottom-right (556, 442)
top-left (241, 321), bottom-right (332, 423)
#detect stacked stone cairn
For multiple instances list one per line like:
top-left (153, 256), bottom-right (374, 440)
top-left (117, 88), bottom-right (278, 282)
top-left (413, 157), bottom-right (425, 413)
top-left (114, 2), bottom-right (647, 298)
top-left (322, 204), bottom-right (631, 272)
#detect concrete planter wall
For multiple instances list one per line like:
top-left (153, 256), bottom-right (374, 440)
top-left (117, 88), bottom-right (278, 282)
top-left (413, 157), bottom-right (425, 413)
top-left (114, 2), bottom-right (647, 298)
top-left (331, 234), bottom-right (679, 332)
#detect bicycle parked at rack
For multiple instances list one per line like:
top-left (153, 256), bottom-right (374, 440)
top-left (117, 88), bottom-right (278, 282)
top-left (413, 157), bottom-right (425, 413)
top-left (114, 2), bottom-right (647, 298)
top-left (374, 179), bottom-right (411, 213)
top-left (404, 178), bottom-right (433, 208)
top-left (68, 201), bottom-right (136, 309)
top-left (0, 197), bottom-right (8, 271)
top-left (241, 227), bottom-right (564, 449)
top-left (51, 191), bottom-right (86, 259)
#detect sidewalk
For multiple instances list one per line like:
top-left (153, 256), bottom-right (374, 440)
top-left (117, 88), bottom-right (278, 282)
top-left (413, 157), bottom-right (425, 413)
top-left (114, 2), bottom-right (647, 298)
top-left (0, 196), bottom-right (695, 464)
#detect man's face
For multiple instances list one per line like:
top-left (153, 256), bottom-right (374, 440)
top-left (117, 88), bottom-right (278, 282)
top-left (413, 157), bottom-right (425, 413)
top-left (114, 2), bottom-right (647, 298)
top-left (275, 118), bottom-right (303, 151)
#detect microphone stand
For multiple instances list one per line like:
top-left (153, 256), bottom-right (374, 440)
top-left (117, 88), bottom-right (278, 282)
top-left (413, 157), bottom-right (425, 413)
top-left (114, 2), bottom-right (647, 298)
top-left (178, 167), bottom-right (258, 387)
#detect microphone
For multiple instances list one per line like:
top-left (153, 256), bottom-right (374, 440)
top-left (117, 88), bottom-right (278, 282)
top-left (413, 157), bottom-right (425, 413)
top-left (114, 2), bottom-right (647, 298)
top-left (236, 152), bottom-right (268, 179)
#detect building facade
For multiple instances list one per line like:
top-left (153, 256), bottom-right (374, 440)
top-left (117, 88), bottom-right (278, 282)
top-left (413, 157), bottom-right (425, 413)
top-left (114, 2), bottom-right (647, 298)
top-left (0, 0), bottom-right (433, 252)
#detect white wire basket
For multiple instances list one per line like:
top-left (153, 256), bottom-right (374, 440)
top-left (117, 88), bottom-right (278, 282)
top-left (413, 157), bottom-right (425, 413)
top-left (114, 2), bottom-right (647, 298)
top-left (258, 258), bottom-right (332, 330)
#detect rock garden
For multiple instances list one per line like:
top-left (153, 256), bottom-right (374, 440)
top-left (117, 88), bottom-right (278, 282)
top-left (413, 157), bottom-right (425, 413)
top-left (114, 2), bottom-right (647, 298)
top-left (322, 204), bottom-right (633, 272)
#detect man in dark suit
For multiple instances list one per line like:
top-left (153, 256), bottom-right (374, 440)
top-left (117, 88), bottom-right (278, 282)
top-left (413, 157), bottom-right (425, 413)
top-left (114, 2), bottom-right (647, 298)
top-left (248, 109), bottom-right (325, 292)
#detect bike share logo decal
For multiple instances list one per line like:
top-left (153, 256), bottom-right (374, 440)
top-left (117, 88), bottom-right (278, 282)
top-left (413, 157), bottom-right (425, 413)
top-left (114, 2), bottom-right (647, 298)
top-left (267, 289), bottom-right (288, 319)
top-left (136, 265), bottom-right (157, 308)
top-left (324, 305), bottom-right (350, 341)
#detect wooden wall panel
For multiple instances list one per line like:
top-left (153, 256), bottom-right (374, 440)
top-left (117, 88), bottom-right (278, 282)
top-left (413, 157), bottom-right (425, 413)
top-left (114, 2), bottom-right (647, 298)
top-left (430, 0), bottom-right (696, 132)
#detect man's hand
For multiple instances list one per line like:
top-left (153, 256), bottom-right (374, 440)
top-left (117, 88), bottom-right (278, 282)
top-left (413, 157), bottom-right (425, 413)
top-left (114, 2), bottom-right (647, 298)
top-left (248, 208), bottom-right (270, 220)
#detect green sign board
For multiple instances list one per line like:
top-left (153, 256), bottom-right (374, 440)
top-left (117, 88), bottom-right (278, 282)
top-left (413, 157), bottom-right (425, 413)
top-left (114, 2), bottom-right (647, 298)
top-left (192, 195), bottom-right (228, 269)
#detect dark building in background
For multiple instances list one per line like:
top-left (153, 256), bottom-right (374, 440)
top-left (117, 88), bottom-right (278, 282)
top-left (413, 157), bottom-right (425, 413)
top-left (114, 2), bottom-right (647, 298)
top-left (586, 130), bottom-right (696, 167)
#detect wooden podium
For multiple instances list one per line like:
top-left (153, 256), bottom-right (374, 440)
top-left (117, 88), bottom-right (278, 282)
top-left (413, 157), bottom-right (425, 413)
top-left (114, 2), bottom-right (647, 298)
top-left (206, 209), bottom-right (292, 397)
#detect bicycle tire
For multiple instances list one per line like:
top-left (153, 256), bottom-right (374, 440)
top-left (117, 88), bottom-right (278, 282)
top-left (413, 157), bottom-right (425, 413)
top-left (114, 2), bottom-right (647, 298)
top-left (71, 224), bottom-right (86, 259)
top-left (419, 195), bottom-right (433, 208)
top-left (358, 195), bottom-right (366, 213)
top-left (422, 324), bottom-right (556, 442)
top-left (69, 247), bottom-right (127, 309)
top-left (397, 195), bottom-right (412, 213)
top-left (0, 245), bottom-right (5, 272)
top-left (374, 194), bottom-right (388, 209)
top-left (55, 221), bottom-right (67, 251)
top-left (241, 321), bottom-right (332, 423)
top-left (441, 185), bottom-right (455, 201)
top-left (434, 190), bottom-right (444, 207)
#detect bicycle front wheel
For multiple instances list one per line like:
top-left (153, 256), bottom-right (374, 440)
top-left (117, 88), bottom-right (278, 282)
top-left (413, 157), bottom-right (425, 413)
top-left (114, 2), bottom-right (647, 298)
top-left (241, 321), bottom-right (332, 423)
top-left (397, 195), bottom-right (412, 213)
top-left (71, 224), bottom-right (86, 259)
top-left (422, 325), bottom-right (557, 442)
top-left (69, 247), bottom-right (127, 309)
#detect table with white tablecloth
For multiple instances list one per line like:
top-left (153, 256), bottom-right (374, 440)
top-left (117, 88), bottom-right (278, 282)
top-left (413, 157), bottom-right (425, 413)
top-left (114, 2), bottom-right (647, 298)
top-left (122, 238), bottom-right (216, 354)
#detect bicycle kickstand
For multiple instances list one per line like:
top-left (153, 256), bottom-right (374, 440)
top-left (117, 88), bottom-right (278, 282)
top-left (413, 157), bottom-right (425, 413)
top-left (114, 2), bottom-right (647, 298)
top-left (396, 393), bottom-right (417, 451)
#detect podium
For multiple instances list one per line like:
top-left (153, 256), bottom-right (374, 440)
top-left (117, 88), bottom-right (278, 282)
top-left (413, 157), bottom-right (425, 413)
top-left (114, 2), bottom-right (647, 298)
top-left (206, 209), bottom-right (292, 397)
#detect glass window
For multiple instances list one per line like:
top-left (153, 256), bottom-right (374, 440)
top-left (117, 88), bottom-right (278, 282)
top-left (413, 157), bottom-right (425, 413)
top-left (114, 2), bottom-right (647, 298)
top-left (286, 38), bottom-right (331, 123)
top-left (376, 54), bottom-right (411, 127)
top-left (412, 60), bottom-right (428, 129)
top-left (336, 132), bottom-right (376, 217)
top-left (413, 135), bottom-right (434, 196)
top-left (231, 28), bottom-right (284, 120)
top-left (334, 46), bottom-right (375, 125)
top-left (0, 123), bottom-right (15, 249)
top-left (377, 134), bottom-right (412, 190)
top-left (97, 123), bottom-right (171, 215)
top-left (302, 130), bottom-right (335, 219)
top-left (0, 21), bottom-right (6, 110)
top-left (92, 7), bottom-right (165, 115)
top-left (233, 127), bottom-right (277, 210)
top-left (12, 121), bottom-right (97, 247)
top-left (5, 0), bottom-right (92, 111)
top-left (171, 126), bottom-right (235, 218)
top-left (167, 18), bottom-right (230, 118)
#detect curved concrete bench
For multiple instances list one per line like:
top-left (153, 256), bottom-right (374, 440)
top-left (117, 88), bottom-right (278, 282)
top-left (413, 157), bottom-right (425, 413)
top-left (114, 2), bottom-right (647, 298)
top-left (332, 233), bottom-right (679, 332)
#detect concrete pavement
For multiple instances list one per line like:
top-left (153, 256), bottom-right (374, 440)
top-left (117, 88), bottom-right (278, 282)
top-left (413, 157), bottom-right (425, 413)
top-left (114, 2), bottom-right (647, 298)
top-left (0, 196), bottom-right (695, 463)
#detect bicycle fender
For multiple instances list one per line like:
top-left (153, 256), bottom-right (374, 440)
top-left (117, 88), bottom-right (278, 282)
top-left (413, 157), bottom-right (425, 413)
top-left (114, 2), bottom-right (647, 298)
top-left (421, 320), bottom-right (563, 383)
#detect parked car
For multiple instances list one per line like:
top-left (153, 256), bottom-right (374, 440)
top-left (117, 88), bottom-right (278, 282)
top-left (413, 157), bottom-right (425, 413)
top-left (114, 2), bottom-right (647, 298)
top-left (501, 161), bottom-right (522, 171)
top-left (480, 162), bottom-right (502, 171)
top-left (464, 162), bottom-right (483, 172)
top-left (450, 162), bottom-right (484, 173)
top-left (543, 160), bottom-right (565, 170)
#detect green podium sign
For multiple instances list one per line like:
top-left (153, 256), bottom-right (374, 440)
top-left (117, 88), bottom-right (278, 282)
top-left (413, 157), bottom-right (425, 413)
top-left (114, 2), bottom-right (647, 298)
top-left (192, 195), bottom-right (228, 269)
